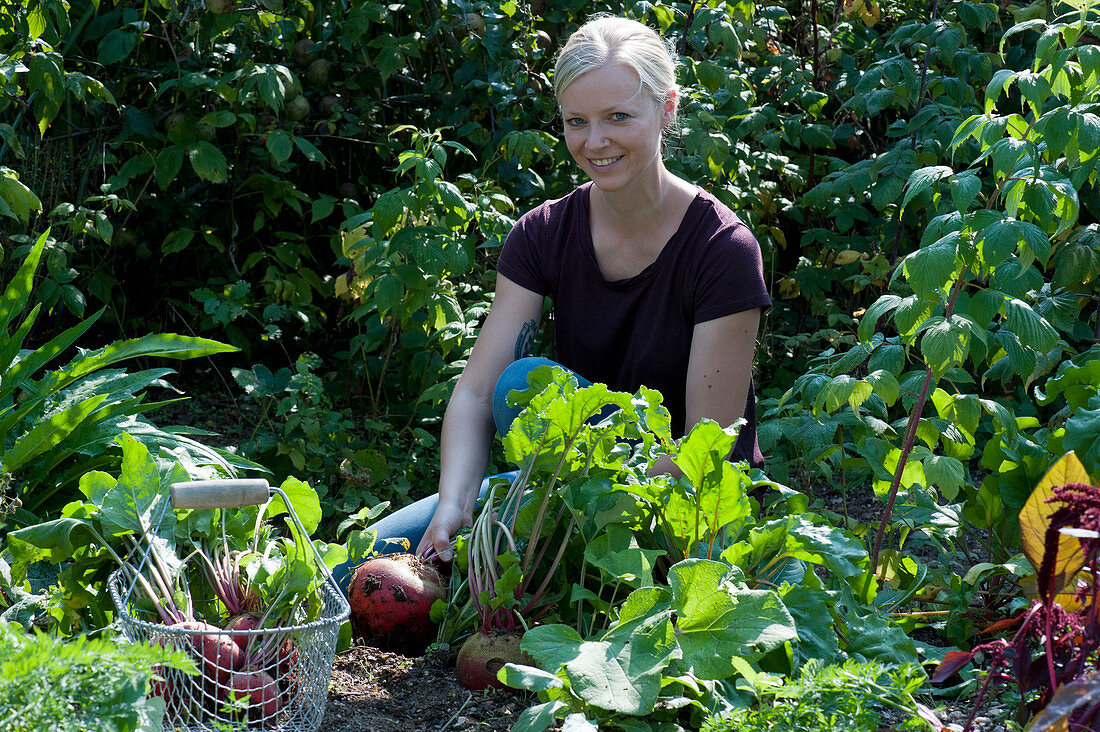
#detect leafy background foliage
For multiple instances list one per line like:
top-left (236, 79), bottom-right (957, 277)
top-left (2, 0), bottom-right (1100, 726)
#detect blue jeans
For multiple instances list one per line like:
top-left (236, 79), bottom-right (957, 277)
top-left (332, 357), bottom-right (586, 592)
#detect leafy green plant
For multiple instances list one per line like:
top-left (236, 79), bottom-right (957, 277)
top-left (460, 369), bottom-right (921, 728)
top-left (0, 231), bottom-right (248, 520)
top-left (0, 622), bottom-right (195, 732)
top-left (5, 432), bottom-right (338, 634)
top-left (701, 659), bottom-right (933, 732)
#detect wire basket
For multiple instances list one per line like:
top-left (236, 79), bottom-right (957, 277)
top-left (110, 479), bottom-right (351, 731)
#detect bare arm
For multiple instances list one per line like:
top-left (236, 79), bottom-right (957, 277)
top-left (648, 308), bottom-right (762, 477)
top-left (416, 275), bottom-right (544, 560)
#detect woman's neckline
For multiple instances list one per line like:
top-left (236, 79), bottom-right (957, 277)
top-left (579, 182), bottom-right (705, 285)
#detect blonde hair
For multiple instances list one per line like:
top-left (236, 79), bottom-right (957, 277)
top-left (553, 16), bottom-right (678, 114)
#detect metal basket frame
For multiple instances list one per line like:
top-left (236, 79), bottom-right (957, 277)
top-left (111, 481), bottom-right (350, 732)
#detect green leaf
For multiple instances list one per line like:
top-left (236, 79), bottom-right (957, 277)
top-left (902, 166), bottom-right (953, 211)
top-left (669, 559), bottom-right (797, 678)
top-left (866, 370), bottom-right (900, 406)
top-left (2, 395), bottom-right (106, 473)
top-left (28, 52), bottom-right (64, 136)
top-left (584, 524), bottom-right (663, 587)
top-left (510, 700), bottom-right (569, 732)
top-left (522, 624), bottom-right (585, 673)
top-left (200, 110), bottom-right (237, 128)
top-left (845, 605), bottom-right (919, 665)
top-left (265, 477), bottom-right (321, 535)
top-left (372, 191), bottom-right (404, 233)
top-left (8, 517), bottom-right (102, 563)
top-left (499, 664), bottom-right (564, 692)
top-left (903, 234), bottom-right (961, 299)
top-left (599, 586), bottom-right (673, 648)
top-left (977, 217), bottom-right (1020, 270)
top-left (187, 142), bottom-right (228, 183)
top-left (1016, 70), bottom-right (1052, 115)
top-left (99, 433), bottom-right (165, 537)
top-left (923, 453), bottom-right (967, 500)
top-left (97, 27), bottom-right (139, 65)
top-left (0, 230), bottom-right (46, 333)
top-left (1003, 298), bottom-right (1058, 351)
top-left (1064, 398), bottom-right (1100, 474)
top-left (63, 334), bottom-right (237, 385)
top-left (294, 136), bottom-right (326, 163)
top-left (781, 582), bottom-right (842, 665)
top-left (0, 170), bottom-right (43, 224)
top-left (984, 68), bottom-right (1017, 113)
top-left (858, 295), bottom-right (902, 342)
top-left (785, 517), bottom-right (869, 579)
top-left (563, 629), bottom-right (672, 715)
top-left (266, 130), bottom-right (294, 164)
top-left (674, 419), bottom-right (738, 485)
top-left (155, 145), bottom-right (185, 188)
top-left (162, 228), bottom-right (195, 255)
top-left (920, 316), bottom-right (970, 377)
top-left (950, 171), bottom-right (982, 212)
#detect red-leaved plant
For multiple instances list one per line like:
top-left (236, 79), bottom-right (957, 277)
top-left (934, 453), bottom-right (1100, 731)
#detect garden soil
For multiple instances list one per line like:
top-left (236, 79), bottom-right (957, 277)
top-left (319, 644), bottom-right (532, 731)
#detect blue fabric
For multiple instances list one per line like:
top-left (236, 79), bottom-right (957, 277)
top-left (333, 357), bottom-right (575, 593)
top-left (493, 356), bottom-right (591, 437)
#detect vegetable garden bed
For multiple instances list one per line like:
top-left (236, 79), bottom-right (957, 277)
top-left (320, 645), bottom-right (531, 731)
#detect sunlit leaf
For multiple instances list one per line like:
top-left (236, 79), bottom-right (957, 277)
top-left (1019, 452), bottom-right (1094, 599)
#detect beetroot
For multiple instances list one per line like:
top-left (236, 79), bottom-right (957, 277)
top-left (225, 611), bottom-right (263, 652)
top-left (227, 668), bottom-right (283, 723)
top-left (170, 621), bottom-right (244, 686)
top-left (149, 666), bottom-right (191, 717)
top-left (456, 630), bottom-right (530, 690)
top-left (347, 553), bottom-right (446, 654)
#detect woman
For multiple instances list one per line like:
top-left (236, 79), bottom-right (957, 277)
top-left (412, 15), bottom-right (772, 563)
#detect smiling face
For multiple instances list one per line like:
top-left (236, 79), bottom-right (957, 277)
top-left (558, 63), bottom-right (673, 195)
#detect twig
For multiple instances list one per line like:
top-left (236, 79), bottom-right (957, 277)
top-left (437, 692), bottom-right (474, 732)
top-left (866, 269), bottom-right (968, 590)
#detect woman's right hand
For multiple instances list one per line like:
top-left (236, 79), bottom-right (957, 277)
top-left (423, 275), bottom-right (543, 562)
top-left (416, 496), bottom-right (472, 562)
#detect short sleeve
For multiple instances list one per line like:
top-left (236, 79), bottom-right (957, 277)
top-left (497, 205), bottom-right (551, 296)
top-left (692, 215), bottom-right (771, 324)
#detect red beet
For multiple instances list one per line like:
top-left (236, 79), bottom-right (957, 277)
top-left (227, 668), bottom-right (283, 723)
top-left (347, 553), bottom-right (446, 654)
top-left (456, 630), bottom-right (529, 690)
top-left (148, 634), bottom-right (189, 715)
top-left (169, 621), bottom-right (244, 686)
top-left (225, 611), bottom-right (263, 652)
top-left (149, 666), bottom-right (190, 717)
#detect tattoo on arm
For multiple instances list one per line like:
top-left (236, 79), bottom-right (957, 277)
top-left (515, 319), bottom-right (537, 360)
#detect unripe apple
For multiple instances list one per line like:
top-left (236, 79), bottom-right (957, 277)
top-left (305, 59), bottom-right (333, 86)
top-left (205, 0), bottom-right (235, 14)
top-left (285, 95), bottom-right (310, 121)
top-left (319, 94), bottom-right (346, 117)
top-left (164, 112), bottom-right (189, 140)
top-left (293, 38), bottom-right (318, 65)
top-left (462, 13), bottom-right (485, 36)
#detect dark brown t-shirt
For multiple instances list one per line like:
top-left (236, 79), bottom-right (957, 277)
top-left (497, 183), bottom-right (771, 465)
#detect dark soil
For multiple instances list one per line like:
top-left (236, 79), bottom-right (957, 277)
top-left (319, 644), bottom-right (533, 732)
